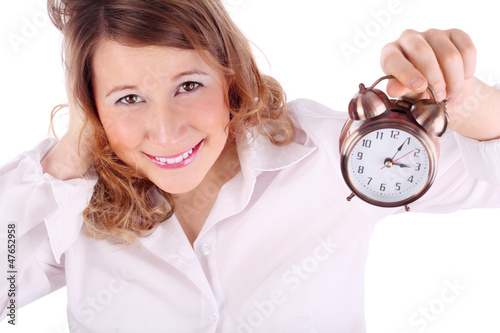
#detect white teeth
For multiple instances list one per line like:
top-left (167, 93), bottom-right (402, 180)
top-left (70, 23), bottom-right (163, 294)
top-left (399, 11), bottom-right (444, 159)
top-left (153, 146), bottom-right (195, 164)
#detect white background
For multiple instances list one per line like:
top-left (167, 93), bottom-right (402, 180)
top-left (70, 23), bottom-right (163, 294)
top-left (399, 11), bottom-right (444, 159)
top-left (1, 0), bottom-right (500, 332)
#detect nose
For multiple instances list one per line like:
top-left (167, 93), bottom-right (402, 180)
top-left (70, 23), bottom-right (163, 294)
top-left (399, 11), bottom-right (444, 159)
top-left (146, 103), bottom-right (188, 147)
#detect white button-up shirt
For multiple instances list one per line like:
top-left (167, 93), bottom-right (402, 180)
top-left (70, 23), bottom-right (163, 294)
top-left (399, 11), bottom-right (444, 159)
top-left (1, 99), bottom-right (500, 332)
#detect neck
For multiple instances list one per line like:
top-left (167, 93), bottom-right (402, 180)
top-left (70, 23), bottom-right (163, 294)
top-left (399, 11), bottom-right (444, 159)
top-left (173, 143), bottom-right (241, 246)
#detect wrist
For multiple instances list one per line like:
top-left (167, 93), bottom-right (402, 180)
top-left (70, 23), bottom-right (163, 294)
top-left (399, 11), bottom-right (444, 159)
top-left (41, 135), bottom-right (92, 180)
top-left (448, 78), bottom-right (500, 141)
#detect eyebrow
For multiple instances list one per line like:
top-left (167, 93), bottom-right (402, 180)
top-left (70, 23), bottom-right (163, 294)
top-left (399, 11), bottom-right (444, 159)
top-left (105, 70), bottom-right (210, 98)
top-left (172, 70), bottom-right (209, 81)
top-left (105, 85), bottom-right (138, 98)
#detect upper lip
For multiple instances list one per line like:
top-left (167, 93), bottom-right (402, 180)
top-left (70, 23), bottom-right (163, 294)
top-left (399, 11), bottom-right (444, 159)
top-left (143, 140), bottom-right (202, 159)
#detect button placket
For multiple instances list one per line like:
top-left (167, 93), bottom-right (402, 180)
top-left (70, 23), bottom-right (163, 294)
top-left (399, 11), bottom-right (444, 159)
top-left (200, 243), bottom-right (212, 255)
top-left (209, 311), bottom-right (219, 322)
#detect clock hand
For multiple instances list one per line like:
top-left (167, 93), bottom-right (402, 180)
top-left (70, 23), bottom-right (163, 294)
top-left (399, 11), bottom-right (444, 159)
top-left (393, 162), bottom-right (411, 168)
top-left (381, 150), bottom-right (415, 169)
top-left (390, 142), bottom-right (406, 161)
top-left (393, 150), bottom-right (414, 163)
top-left (390, 137), bottom-right (411, 161)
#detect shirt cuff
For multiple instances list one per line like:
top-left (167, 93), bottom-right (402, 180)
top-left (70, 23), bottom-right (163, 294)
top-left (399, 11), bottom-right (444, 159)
top-left (454, 132), bottom-right (500, 185)
top-left (1, 138), bottom-right (97, 264)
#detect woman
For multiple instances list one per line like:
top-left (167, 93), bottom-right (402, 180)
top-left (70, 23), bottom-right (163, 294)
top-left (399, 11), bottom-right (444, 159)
top-left (1, 0), bottom-right (499, 332)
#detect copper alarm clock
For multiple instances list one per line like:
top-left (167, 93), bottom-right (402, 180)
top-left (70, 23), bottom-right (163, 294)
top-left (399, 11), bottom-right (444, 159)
top-left (339, 75), bottom-right (449, 211)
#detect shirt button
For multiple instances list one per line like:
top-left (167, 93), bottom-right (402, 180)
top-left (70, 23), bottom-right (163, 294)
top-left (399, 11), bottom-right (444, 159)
top-left (210, 311), bottom-right (219, 322)
top-left (200, 244), bottom-right (212, 255)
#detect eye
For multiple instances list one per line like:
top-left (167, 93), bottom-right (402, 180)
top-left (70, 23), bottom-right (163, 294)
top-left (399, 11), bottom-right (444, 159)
top-left (178, 81), bottom-right (203, 94)
top-left (116, 94), bottom-right (144, 106)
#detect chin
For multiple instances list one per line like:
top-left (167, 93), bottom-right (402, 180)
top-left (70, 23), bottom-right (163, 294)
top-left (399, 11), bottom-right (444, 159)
top-left (153, 176), bottom-right (203, 195)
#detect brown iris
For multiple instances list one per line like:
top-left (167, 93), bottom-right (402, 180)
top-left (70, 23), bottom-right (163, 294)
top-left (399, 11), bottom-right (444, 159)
top-left (182, 82), bottom-right (197, 92)
top-left (123, 95), bottom-right (138, 104)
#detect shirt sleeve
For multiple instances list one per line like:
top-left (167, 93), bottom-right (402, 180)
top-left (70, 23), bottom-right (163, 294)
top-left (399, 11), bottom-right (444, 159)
top-left (401, 129), bottom-right (500, 213)
top-left (286, 98), bottom-right (500, 216)
top-left (0, 139), bottom-right (96, 321)
top-left (454, 133), bottom-right (500, 185)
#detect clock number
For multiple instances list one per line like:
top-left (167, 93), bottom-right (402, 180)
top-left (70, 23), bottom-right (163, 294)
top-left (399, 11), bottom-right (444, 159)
top-left (376, 131), bottom-right (384, 140)
top-left (391, 130), bottom-right (400, 139)
top-left (367, 177), bottom-right (373, 185)
top-left (408, 176), bottom-right (414, 183)
top-left (362, 139), bottom-right (372, 148)
top-left (357, 152), bottom-right (363, 160)
top-left (395, 182), bottom-right (401, 191)
top-left (415, 163), bottom-right (421, 171)
top-left (380, 183), bottom-right (386, 192)
top-left (358, 166), bottom-right (364, 174)
top-left (414, 149), bottom-right (421, 158)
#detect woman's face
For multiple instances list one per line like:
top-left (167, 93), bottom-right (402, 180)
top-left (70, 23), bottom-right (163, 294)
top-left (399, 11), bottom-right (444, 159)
top-left (92, 39), bottom-right (232, 194)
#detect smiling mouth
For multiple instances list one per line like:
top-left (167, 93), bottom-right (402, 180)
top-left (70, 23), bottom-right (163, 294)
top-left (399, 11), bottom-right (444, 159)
top-left (144, 140), bottom-right (203, 169)
top-left (154, 148), bottom-right (193, 164)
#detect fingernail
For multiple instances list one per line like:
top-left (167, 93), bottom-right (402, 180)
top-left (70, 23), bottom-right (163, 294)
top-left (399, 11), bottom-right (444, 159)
top-left (437, 91), bottom-right (447, 101)
top-left (447, 95), bottom-right (457, 103)
top-left (410, 77), bottom-right (425, 90)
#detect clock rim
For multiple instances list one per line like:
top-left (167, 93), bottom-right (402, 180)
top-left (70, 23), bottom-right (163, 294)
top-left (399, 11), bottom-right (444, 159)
top-left (340, 119), bottom-right (440, 208)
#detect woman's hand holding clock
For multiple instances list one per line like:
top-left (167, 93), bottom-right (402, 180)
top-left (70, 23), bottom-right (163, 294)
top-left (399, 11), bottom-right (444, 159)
top-left (340, 28), bottom-right (500, 209)
top-left (380, 28), bottom-right (500, 141)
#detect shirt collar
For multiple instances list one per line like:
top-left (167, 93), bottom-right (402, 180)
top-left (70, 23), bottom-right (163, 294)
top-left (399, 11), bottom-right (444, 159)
top-left (238, 127), bottom-right (318, 173)
top-left (194, 128), bottom-right (317, 238)
top-left (137, 126), bottom-right (318, 257)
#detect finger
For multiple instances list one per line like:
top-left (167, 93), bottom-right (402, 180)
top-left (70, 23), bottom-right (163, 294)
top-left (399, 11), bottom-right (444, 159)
top-left (397, 30), bottom-right (448, 100)
top-left (423, 34), bottom-right (464, 101)
top-left (449, 29), bottom-right (477, 80)
top-left (380, 40), bottom-right (427, 98)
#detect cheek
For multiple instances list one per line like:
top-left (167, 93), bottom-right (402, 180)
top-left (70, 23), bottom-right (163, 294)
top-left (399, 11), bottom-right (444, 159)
top-left (200, 106), bottom-right (230, 134)
top-left (193, 89), bottom-right (230, 134)
top-left (98, 109), bottom-right (142, 157)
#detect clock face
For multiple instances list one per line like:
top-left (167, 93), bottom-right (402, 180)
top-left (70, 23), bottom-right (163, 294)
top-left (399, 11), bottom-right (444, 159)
top-left (345, 127), bottom-right (433, 205)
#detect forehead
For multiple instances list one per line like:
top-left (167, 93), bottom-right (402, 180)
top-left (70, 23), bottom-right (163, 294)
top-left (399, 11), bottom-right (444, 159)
top-left (92, 39), bottom-right (217, 82)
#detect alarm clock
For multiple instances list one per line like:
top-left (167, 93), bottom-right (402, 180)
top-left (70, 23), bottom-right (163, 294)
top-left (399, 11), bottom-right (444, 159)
top-left (339, 75), bottom-right (448, 211)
